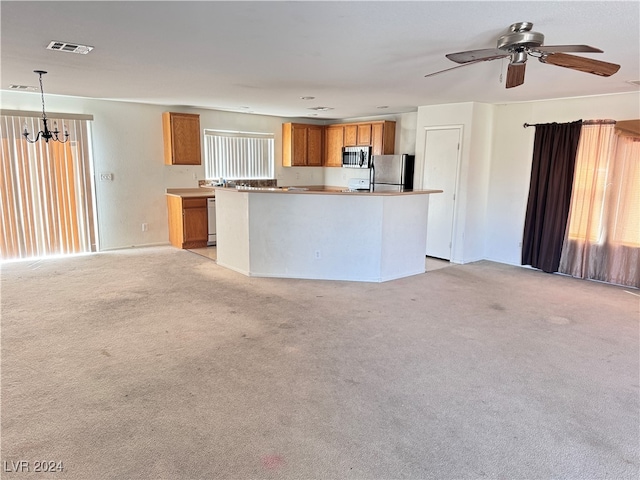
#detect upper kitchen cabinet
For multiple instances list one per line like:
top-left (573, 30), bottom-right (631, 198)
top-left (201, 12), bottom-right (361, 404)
top-left (343, 124), bottom-right (372, 147)
top-left (370, 121), bottom-right (396, 155)
top-left (357, 124), bottom-right (372, 146)
top-left (325, 120), bottom-right (396, 159)
top-left (282, 123), bottom-right (324, 167)
top-left (324, 125), bottom-right (344, 167)
top-left (163, 112), bottom-right (202, 165)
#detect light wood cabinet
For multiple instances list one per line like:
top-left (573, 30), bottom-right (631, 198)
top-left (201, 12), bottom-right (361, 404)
top-left (167, 195), bottom-right (208, 249)
top-left (357, 124), bottom-right (372, 146)
top-left (324, 125), bottom-right (345, 167)
top-left (282, 123), bottom-right (324, 167)
top-left (344, 125), bottom-right (358, 147)
top-left (323, 120), bottom-right (396, 163)
top-left (283, 120), bottom-right (396, 167)
top-left (163, 112), bottom-right (201, 165)
top-left (371, 120), bottom-right (396, 156)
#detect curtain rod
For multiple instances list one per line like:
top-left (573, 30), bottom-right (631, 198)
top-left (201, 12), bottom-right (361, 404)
top-left (523, 119), bottom-right (616, 128)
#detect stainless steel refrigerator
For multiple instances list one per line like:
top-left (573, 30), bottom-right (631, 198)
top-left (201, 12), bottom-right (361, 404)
top-left (370, 154), bottom-right (415, 192)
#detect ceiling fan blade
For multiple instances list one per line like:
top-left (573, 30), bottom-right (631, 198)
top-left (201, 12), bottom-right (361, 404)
top-left (446, 48), bottom-right (509, 64)
top-left (540, 52), bottom-right (620, 77)
top-left (425, 57), bottom-right (502, 78)
top-left (506, 63), bottom-right (526, 88)
top-left (534, 44), bottom-right (603, 53)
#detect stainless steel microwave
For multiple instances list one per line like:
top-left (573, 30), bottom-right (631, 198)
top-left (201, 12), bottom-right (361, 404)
top-left (342, 146), bottom-right (371, 168)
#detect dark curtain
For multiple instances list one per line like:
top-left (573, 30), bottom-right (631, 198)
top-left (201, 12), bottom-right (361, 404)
top-left (522, 121), bottom-right (582, 273)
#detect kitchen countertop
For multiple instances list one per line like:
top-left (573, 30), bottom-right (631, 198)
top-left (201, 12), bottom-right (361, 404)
top-left (215, 185), bottom-right (442, 196)
top-left (166, 187), bottom-right (216, 198)
top-left (167, 186), bottom-right (443, 197)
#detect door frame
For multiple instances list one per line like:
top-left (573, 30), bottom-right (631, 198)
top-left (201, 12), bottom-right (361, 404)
top-left (420, 125), bottom-right (463, 262)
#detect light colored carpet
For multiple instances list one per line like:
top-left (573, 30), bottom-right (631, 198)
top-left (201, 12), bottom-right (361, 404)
top-left (1, 246), bottom-right (638, 479)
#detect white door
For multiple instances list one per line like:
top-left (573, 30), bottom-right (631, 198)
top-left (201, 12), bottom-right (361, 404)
top-left (422, 127), bottom-right (461, 260)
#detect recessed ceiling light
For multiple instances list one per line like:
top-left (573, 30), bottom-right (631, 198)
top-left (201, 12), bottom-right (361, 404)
top-left (377, 105), bottom-right (389, 109)
top-left (300, 96), bottom-right (315, 100)
top-left (239, 106), bottom-right (251, 109)
top-left (307, 113), bottom-right (319, 116)
top-left (47, 40), bottom-right (93, 55)
top-left (308, 106), bottom-right (333, 111)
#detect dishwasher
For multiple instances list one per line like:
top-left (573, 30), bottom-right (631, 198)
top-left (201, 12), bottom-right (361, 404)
top-left (207, 197), bottom-right (216, 246)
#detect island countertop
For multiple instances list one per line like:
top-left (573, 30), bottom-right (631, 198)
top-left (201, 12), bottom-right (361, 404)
top-left (214, 186), bottom-right (442, 282)
top-left (213, 185), bottom-right (443, 195)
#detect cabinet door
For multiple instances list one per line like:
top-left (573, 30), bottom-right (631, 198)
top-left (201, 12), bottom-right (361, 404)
top-left (357, 124), bottom-right (372, 146)
top-left (163, 113), bottom-right (201, 165)
top-left (371, 122), bottom-right (384, 156)
top-left (291, 124), bottom-right (308, 166)
top-left (306, 126), bottom-right (323, 166)
top-left (344, 125), bottom-right (357, 146)
top-left (371, 121), bottom-right (396, 155)
top-left (324, 126), bottom-right (344, 167)
top-left (182, 198), bottom-right (208, 247)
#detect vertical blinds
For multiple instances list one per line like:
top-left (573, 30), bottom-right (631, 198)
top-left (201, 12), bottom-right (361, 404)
top-left (0, 115), bottom-right (96, 260)
top-left (204, 130), bottom-right (274, 180)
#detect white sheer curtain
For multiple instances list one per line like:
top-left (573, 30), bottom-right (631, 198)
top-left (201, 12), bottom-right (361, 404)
top-left (0, 115), bottom-right (96, 260)
top-left (559, 122), bottom-right (640, 287)
top-left (204, 130), bottom-right (274, 180)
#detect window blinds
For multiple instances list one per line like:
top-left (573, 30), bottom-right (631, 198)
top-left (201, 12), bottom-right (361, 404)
top-left (204, 130), bottom-right (274, 180)
top-left (0, 115), bottom-right (96, 260)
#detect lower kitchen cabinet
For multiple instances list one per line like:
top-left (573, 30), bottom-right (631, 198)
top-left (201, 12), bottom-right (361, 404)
top-left (167, 195), bottom-right (209, 249)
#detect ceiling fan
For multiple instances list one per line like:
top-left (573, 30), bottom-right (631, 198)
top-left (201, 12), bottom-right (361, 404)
top-left (425, 22), bottom-right (621, 88)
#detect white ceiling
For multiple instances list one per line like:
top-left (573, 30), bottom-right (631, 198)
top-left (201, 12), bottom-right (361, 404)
top-left (1, 1), bottom-right (639, 120)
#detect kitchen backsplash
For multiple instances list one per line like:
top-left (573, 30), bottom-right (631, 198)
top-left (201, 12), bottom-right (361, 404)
top-left (199, 179), bottom-right (277, 187)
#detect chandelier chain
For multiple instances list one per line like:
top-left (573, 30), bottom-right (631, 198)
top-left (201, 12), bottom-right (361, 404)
top-left (38, 72), bottom-right (47, 122)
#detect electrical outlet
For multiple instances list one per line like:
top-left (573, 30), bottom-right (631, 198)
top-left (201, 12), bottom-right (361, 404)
top-left (314, 250), bottom-right (321, 260)
top-left (100, 173), bottom-right (113, 181)
top-left (141, 223), bottom-right (148, 232)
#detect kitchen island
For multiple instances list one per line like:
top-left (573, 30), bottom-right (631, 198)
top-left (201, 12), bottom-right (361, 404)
top-left (214, 186), bottom-right (442, 282)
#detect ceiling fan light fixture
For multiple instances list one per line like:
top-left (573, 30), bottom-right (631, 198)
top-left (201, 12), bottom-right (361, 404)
top-left (510, 50), bottom-right (528, 65)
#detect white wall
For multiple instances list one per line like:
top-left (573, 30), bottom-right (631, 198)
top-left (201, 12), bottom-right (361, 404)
top-left (5, 88), bottom-right (637, 260)
top-left (414, 92), bottom-right (640, 266)
top-left (1, 90), bottom-right (325, 250)
top-left (486, 92), bottom-right (640, 265)
top-left (415, 102), bottom-right (493, 264)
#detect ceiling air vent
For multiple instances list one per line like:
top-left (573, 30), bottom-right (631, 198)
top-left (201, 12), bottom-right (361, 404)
top-left (8, 84), bottom-right (38, 92)
top-left (47, 41), bottom-right (93, 55)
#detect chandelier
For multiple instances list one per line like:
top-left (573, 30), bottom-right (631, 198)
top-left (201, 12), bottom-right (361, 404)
top-left (23, 70), bottom-right (69, 144)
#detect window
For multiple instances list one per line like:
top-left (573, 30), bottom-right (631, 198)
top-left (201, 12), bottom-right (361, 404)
top-left (566, 123), bottom-right (640, 247)
top-left (559, 121), bottom-right (640, 287)
top-left (1, 114), bottom-right (96, 260)
top-left (204, 130), bottom-right (274, 180)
